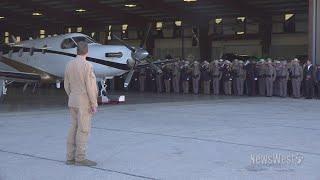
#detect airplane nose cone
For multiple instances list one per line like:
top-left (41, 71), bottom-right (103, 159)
top-left (132, 48), bottom-right (149, 61)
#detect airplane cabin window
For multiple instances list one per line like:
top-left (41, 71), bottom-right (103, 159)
top-left (61, 38), bottom-right (76, 49)
top-left (72, 36), bottom-right (96, 44)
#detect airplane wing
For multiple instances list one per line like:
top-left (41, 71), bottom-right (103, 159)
top-left (0, 70), bottom-right (41, 82)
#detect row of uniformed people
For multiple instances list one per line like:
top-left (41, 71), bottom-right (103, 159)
top-left (128, 58), bottom-right (320, 98)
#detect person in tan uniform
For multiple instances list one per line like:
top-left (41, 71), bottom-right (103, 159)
top-left (64, 41), bottom-right (98, 166)
top-left (209, 60), bottom-right (222, 95)
top-left (265, 59), bottom-right (276, 97)
top-left (192, 61), bottom-right (201, 94)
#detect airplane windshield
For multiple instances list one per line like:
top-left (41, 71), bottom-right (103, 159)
top-left (72, 36), bottom-right (96, 44)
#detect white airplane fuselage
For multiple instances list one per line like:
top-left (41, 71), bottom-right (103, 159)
top-left (0, 33), bottom-right (132, 83)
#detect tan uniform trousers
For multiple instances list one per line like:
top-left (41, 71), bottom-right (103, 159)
top-left (67, 107), bottom-right (92, 161)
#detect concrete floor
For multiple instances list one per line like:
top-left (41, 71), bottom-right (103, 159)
top-left (0, 88), bottom-right (319, 180)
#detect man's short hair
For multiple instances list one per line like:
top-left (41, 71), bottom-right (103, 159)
top-left (77, 41), bottom-right (88, 55)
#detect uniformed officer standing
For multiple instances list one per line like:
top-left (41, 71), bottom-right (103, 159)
top-left (181, 61), bottom-right (191, 94)
top-left (265, 59), bottom-right (276, 97)
top-left (245, 59), bottom-right (258, 96)
top-left (172, 62), bottom-right (181, 93)
top-left (210, 60), bottom-right (222, 95)
top-left (64, 41), bottom-right (98, 166)
top-left (163, 64), bottom-right (172, 93)
top-left (222, 61), bottom-right (233, 95)
top-left (303, 60), bottom-right (315, 99)
top-left (290, 59), bottom-right (303, 98)
top-left (257, 59), bottom-right (266, 96)
top-left (274, 61), bottom-right (282, 96)
top-left (156, 65), bottom-right (163, 93)
top-left (315, 65), bottom-right (320, 98)
top-left (278, 60), bottom-right (289, 97)
top-left (201, 61), bottom-right (211, 94)
top-left (236, 61), bottom-right (246, 96)
top-left (232, 59), bottom-right (239, 95)
top-left (192, 61), bottom-right (201, 94)
top-left (138, 68), bottom-right (146, 92)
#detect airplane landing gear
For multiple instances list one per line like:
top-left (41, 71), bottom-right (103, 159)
top-left (99, 79), bottom-right (107, 97)
top-left (98, 78), bottom-right (125, 104)
top-left (0, 80), bottom-right (7, 102)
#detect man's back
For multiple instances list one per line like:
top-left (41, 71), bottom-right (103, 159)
top-left (64, 56), bottom-right (98, 108)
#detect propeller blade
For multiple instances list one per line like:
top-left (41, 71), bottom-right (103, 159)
top-left (124, 69), bottom-right (135, 88)
top-left (140, 23), bottom-right (152, 48)
top-left (145, 58), bottom-right (162, 74)
top-left (10, 35), bottom-right (17, 44)
top-left (112, 34), bottom-right (135, 52)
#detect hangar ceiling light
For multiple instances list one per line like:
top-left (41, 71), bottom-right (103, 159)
top-left (215, 18), bottom-right (222, 24)
top-left (184, 0), bottom-right (197, 2)
top-left (0, 16), bottom-right (5, 19)
top-left (124, 4), bottom-right (137, 8)
top-left (285, 13), bottom-right (294, 21)
top-left (175, 21), bottom-right (182, 26)
top-left (76, 9), bottom-right (86, 12)
top-left (237, 17), bottom-right (246, 22)
top-left (32, 12), bottom-right (42, 16)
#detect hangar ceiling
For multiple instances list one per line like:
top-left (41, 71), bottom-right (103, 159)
top-left (0, 0), bottom-right (308, 30)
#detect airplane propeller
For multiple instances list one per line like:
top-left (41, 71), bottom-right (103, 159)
top-left (112, 23), bottom-right (162, 88)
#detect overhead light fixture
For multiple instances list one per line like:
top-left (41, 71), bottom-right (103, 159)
top-left (156, 22), bottom-right (163, 30)
top-left (32, 12), bottom-right (42, 16)
top-left (285, 13), bottom-right (294, 21)
top-left (236, 31), bottom-right (245, 35)
top-left (0, 16), bottom-right (5, 19)
top-left (184, 0), bottom-right (197, 2)
top-left (237, 17), bottom-right (246, 22)
top-left (175, 21), bottom-right (182, 26)
top-left (75, 9), bottom-right (86, 12)
top-left (77, 27), bottom-right (83, 32)
top-left (215, 18), bottom-right (222, 24)
top-left (124, 4), bottom-right (137, 8)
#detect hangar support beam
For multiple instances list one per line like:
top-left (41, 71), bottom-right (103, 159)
top-left (1, 0), bottom-right (100, 28)
top-left (199, 24), bottom-right (211, 61)
top-left (309, 0), bottom-right (320, 64)
top-left (135, 0), bottom-right (210, 25)
top-left (74, 0), bottom-right (148, 26)
top-left (260, 17), bottom-right (272, 56)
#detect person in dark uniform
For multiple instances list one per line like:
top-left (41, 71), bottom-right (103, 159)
top-left (201, 61), bottom-right (211, 95)
top-left (146, 67), bottom-right (156, 92)
top-left (155, 66), bottom-right (163, 93)
top-left (232, 60), bottom-right (239, 95)
top-left (138, 68), bottom-right (146, 92)
top-left (245, 59), bottom-right (258, 96)
top-left (163, 64), bottom-right (172, 93)
top-left (303, 60), bottom-right (315, 99)
top-left (222, 61), bottom-right (233, 95)
top-left (181, 61), bottom-right (191, 94)
top-left (315, 65), bottom-right (320, 98)
top-left (257, 59), bottom-right (266, 96)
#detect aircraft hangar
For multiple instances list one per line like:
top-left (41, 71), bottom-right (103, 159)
top-left (0, 0), bottom-right (320, 180)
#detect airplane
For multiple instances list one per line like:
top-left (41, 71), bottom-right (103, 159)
top-left (0, 25), bottom-right (170, 102)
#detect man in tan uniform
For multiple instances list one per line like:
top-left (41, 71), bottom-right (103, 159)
top-left (64, 41), bottom-right (98, 166)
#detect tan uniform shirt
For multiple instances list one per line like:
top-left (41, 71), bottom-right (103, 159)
top-left (64, 55), bottom-right (98, 109)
